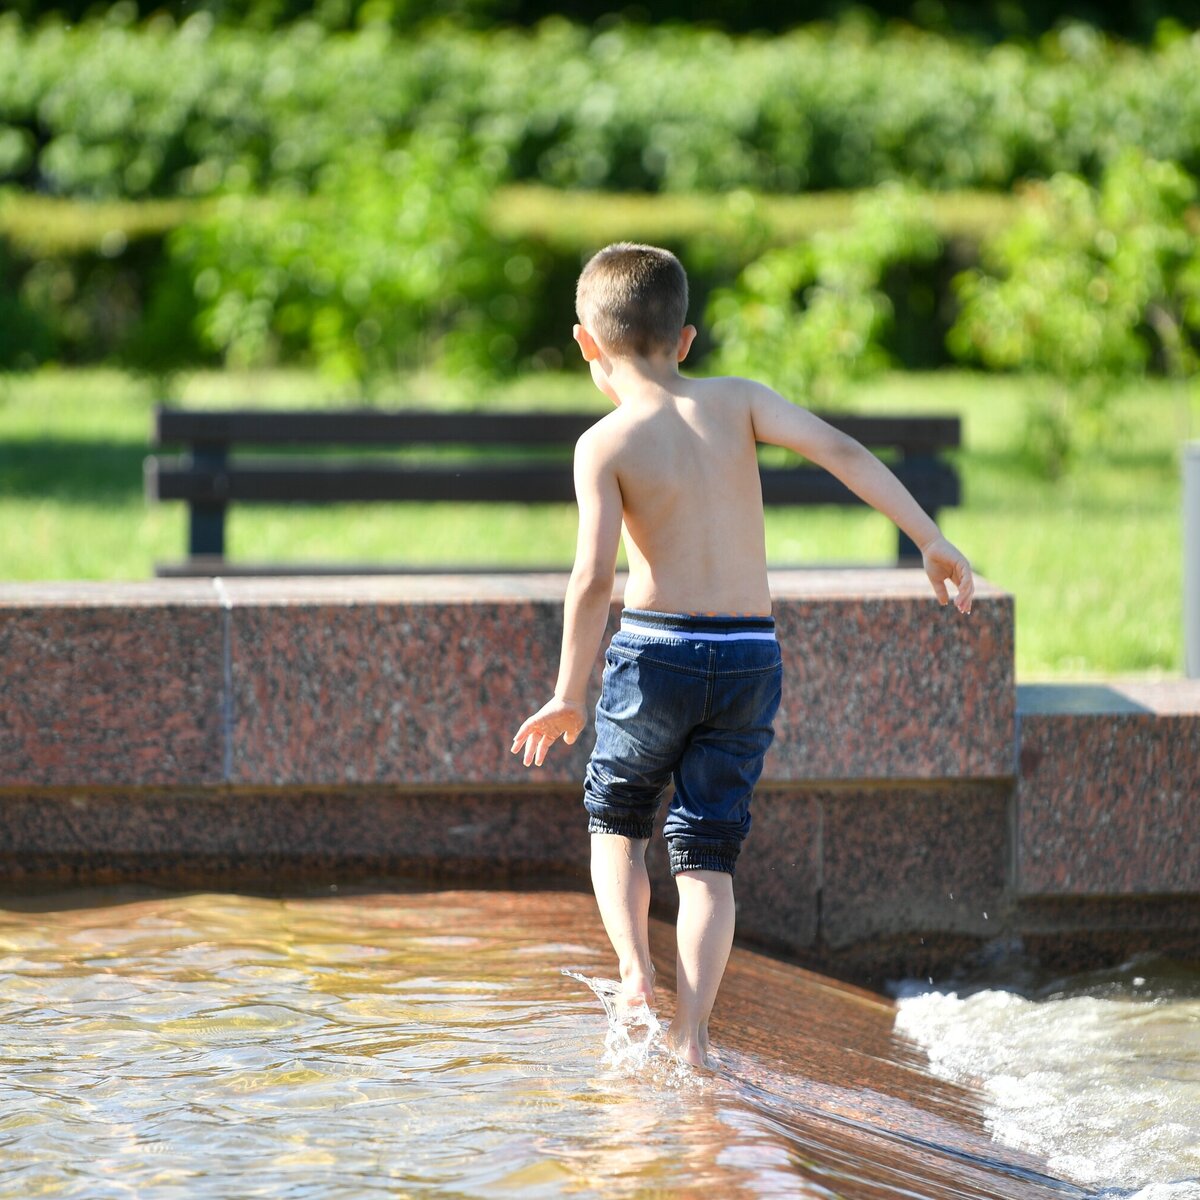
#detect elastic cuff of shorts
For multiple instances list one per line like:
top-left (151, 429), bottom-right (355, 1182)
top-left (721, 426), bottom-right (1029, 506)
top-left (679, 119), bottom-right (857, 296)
top-left (668, 843), bottom-right (739, 876)
top-left (587, 813), bottom-right (656, 841)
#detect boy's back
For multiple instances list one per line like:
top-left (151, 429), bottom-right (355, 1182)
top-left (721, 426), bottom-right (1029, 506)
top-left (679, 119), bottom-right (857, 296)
top-left (585, 376), bottom-right (771, 617)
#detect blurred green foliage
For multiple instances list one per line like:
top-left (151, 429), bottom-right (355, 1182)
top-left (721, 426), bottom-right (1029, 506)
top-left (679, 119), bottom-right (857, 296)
top-left (0, 190), bottom-right (210, 369)
top-left (3, 15), bottom-right (1198, 420)
top-left (169, 134), bottom-right (542, 380)
top-left (706, 187), bottom-right (943, 406)
top-left (0, 193), bottom-right (201, 255)
top-left (4, 17), bottom-right (1200, 200)
top-left (950, 150), bottom-right (1200, 472)
top-left (0, 181), bottom-right (999, 374)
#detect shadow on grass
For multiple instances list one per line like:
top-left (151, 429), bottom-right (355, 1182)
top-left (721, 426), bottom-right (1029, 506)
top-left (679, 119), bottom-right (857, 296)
top-left (0, 438), bottom-right (150, 501)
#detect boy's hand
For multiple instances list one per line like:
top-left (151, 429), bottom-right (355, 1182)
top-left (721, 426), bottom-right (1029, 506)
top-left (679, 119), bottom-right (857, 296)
top-left (511, 697), bottom-right (588, 767)
top-left (921, 535), bottom-right (974, 615)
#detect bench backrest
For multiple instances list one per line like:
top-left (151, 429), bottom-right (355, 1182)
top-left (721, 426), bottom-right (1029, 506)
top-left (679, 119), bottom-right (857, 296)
top-left (154, 408), bottom-right (960, 454)
top-left (146, 406), bottom-right (961, 567)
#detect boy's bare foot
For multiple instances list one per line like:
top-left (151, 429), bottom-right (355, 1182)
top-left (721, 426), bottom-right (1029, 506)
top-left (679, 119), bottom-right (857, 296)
top-left (617, 963), bottom-right (656, 1016)
top-left (664, 1020), bottom-right (709, 1068)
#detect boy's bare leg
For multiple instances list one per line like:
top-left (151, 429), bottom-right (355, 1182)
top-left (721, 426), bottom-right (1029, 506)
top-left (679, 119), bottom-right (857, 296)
top-left (665, 869), bottom-right (735, 1067)
top-left (590, 833), bottom-right (656, 1008)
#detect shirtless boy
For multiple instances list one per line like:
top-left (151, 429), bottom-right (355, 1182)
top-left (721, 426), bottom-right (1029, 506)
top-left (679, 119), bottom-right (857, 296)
top-left (511, 243), bottom-right (973, 1067)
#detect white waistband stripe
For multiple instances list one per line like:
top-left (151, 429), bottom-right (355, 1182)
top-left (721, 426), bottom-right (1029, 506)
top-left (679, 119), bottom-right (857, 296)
top-left (620, 620), bottom-right (777, 643)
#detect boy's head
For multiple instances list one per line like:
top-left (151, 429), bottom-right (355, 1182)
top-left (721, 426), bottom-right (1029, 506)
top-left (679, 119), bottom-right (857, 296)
top-left (575, 242), bottom-right (689, 359)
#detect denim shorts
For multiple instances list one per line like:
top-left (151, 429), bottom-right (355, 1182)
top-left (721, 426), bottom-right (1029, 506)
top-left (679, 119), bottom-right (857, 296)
top-left (583, 608), bottom-right (784, 876)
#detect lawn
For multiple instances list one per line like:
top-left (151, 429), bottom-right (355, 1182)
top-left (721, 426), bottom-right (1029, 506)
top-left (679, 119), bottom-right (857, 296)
top-left (0, 365), bottom-right (1193, 680)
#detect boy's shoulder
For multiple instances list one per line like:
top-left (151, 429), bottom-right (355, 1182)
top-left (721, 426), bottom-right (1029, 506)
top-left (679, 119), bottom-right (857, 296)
top-left (685, 373), bottom-right (786, 417)
top-left (684, 372), bottom-right (761, 400)
top-left (575, 406), bottom-right (627, 451)
top-left (576, 374), bottom-right (770, 453)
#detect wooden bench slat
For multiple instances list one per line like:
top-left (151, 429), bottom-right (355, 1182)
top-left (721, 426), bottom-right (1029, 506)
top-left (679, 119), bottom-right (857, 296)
top-left (761, 461), bottom-right (960, 508)
top-left (148, 458), bottom-right (958, 508)
top-left (153, 408), bottom-right (960, 452)
top-left (155, 409), bottom-right (601, 447)
top-left (150, 460), bottom-right (579, 504)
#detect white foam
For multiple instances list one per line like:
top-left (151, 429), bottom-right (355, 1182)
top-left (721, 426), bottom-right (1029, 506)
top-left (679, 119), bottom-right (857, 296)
top-left (1123, 1183), bottom-right (1200, 1200)
top-left (895, 989), bottom-right (1200, 1192)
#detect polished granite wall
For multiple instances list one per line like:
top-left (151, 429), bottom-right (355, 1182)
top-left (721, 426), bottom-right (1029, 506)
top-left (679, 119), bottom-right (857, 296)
top-left (2, 574), bottom-right (1196, 975)
top-left (1016, 682), bottom-right (1200, 897)
top-left (0, 572), bottom-right (1014, 789)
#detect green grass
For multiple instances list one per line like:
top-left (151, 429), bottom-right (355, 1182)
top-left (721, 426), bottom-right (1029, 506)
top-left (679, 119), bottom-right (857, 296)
top-left (1, 365), bottom-right (1195, 680)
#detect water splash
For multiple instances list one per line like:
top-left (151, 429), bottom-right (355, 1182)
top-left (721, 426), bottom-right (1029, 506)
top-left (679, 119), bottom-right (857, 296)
top-left (561, 968), bottom-right (663, 1070)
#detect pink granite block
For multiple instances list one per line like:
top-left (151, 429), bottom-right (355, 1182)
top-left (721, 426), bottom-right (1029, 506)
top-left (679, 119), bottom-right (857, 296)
top-left (0, 787), bottom-right (591, 882)
top-left (226, 592), bottom-right (612, 787)
top-left (0, 582), bottom-right (224, 787)
top-left (821, 784), bottom-right (1010, 947)
top-left (767, 572), bottom-right (1013, 781)
top-left (1016, 682), bottom-right (1200, 896)
top-left (634, 786), bottom-right (821, 950)
top-left (0, 572), bottom-right (1011, 790)
top-left (730, 788), bottom-right (822, 949)
top-left (219, 575), bottom-right (624, 788)
top-left (221, 571), bottom-right (1010, 788)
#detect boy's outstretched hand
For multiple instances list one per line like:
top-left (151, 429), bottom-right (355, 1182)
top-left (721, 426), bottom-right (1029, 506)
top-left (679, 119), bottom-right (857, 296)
top-left (511, 697), bottom-right (588, 767)
top-left (921, 535), bottom-right (974, 615)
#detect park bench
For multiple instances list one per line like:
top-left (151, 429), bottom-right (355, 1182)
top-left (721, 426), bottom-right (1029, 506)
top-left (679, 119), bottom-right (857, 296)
top-left (144, 407), bottom-right (960, 576)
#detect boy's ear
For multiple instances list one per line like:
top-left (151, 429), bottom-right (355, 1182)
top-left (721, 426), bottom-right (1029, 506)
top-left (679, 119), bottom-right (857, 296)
top-left (677, 325), bottom-right (698, 363)
top-left (573, 324), bottom-right (602, 362)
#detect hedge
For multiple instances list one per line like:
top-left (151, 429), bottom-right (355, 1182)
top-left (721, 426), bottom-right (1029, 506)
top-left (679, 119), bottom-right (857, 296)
top-left (3, 17), bottom-right (1200, 199)
top-left (0, 183), bottom-right (1005, 371)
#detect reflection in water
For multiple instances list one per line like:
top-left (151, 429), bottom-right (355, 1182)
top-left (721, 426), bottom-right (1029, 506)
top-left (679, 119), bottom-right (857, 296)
top-left (0, 884), bottom-right (1159, 1199)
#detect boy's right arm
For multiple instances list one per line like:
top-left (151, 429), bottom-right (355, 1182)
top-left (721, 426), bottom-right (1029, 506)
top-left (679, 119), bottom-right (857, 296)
top-left (511, 424), bottom-right (623, 767)
top-left (747, 381), bottom-right (974, 614)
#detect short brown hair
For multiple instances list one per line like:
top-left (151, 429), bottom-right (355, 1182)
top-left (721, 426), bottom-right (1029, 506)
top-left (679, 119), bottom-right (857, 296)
top-left (575, 242), bottom-right (688, 357)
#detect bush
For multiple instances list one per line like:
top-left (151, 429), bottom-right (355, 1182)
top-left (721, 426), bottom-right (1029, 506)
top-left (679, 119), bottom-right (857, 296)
top-left (0, 240), bottom-right (58, 368)
top-left (2, 183), bottom-right (979, 373)
top-left (168, 134), bottom-right (542, 380)
top-left (4, 17), bottom-right (1200, 200)
top-left (706, 186), bottom-right (942, 406)
top-left (0, 215), bottom-right (203, 369)
top-left (949, 149), bottom-right (1200, 473)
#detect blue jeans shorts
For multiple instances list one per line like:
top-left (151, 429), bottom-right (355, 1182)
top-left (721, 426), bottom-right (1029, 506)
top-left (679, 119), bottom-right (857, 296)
top-left (583, 608), bottom-right (784, 876)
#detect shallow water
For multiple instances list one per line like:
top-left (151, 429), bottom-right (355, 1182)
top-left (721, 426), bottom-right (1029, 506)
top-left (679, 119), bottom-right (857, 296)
top-left (0, 884), bottom-right (1185, 1199)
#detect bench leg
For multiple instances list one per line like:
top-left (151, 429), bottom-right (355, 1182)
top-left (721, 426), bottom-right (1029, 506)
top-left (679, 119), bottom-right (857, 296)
top-left (897, 529), bottom-right (921, 565)
top-left (897, 507), bottom-right (937, 566)
top-left (189, 502), bottom-right (227, 558)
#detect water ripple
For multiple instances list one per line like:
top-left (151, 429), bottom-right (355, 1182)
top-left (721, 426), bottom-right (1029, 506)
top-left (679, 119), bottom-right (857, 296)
top-left (0, 885), bottom-right (1163, 1200)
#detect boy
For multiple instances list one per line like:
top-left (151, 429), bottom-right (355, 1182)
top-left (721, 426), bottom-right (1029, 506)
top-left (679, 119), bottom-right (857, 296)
top-left (511, 243), bottom-right (972, 1067)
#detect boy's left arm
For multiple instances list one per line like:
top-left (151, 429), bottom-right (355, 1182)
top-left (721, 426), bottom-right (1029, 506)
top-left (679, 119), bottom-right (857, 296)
top-left (511, 429), bottom-right (623, 768)
top-left (749, 382), bottom-right (974, 614)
